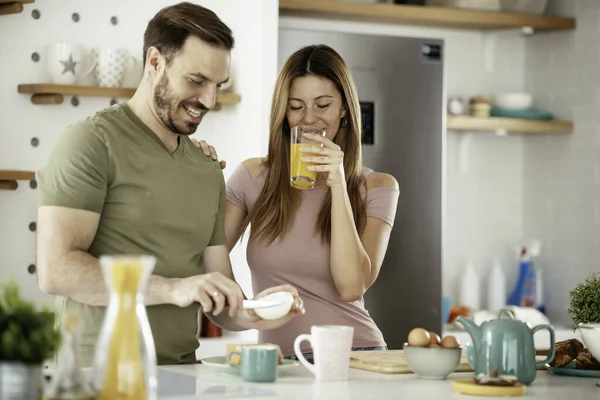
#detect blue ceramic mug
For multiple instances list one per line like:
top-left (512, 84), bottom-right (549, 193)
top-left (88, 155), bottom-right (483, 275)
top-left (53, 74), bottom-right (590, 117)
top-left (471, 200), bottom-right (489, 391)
top-left (227, 345), bottom-right (278, 382)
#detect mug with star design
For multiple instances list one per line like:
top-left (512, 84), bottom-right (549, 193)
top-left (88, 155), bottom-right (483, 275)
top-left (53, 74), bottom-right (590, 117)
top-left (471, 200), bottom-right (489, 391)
top-left (46, 43), bottom-right (96, 85)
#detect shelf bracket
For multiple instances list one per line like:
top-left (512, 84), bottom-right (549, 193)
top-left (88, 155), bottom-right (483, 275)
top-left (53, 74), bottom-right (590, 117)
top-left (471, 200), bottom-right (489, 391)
top-left (495, 128), bottom-right (508, 137)
top-left (0, 2), bottom-right (23, 15)
top-left (31, 93), bottom-right (64, 105)
top-left (0, 181), bottom-right (18, 191)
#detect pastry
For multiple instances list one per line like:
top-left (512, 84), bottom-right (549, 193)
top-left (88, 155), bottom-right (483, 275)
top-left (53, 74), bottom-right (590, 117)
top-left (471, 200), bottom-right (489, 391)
top-left (550, 339), bottom-right (584, 367)
top-left (574, 349), bottom-right (600, 370)
top-left (474, 369), bottom-right (518, 387)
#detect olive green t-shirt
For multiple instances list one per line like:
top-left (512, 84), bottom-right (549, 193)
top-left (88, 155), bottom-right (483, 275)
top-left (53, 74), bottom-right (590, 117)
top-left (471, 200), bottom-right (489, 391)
top-left (37, 103), bottom-right (226, 366)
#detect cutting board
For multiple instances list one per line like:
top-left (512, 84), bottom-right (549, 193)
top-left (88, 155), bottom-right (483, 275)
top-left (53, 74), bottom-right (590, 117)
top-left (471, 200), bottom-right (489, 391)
top-left (349, 349), bottom-right (551, 375)
top-left (349, 349), bottom-right (473, 374)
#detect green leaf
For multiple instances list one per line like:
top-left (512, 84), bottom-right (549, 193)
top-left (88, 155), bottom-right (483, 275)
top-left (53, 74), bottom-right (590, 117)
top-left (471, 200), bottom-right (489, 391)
top-left (569, 272), bottom-right (600, 329)
top-left (0, 279), bottom-right (61, 363)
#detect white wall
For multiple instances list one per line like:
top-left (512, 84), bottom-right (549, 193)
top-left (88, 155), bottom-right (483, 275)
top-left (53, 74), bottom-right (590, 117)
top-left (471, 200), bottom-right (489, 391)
top-left (523, 0), bottom-right (596, 327)
top-left (1, 0), bottom-right (540, 322)
top-left (279, 16), bottom-right (527, 305)
top-left (0, 0), bottom-right (279, 303)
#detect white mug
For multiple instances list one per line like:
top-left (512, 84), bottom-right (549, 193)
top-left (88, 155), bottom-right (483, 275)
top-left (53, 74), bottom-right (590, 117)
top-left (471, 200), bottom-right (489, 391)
top-left (93, 46), bottom-right (138, 88)
top-left (293, 325), bottom-right (354, 380)
top-left (46, 43), bottom-right (95, 85)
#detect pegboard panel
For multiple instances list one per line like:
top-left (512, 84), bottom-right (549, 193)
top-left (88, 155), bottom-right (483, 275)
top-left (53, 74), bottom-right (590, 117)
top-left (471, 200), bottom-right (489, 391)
top-left (0, 0), bottom-right (279, 303)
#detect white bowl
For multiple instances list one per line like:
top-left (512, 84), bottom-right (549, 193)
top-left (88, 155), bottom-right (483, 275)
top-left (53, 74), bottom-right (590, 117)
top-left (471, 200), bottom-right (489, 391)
top-left (578, 323), bottom-right (600, 362)
top-left (253, 291), bottom-right (294, 320)
top-left (492, 93), bottom-right (533, 110)
top-left (500, 0), bottom-right (547, 14)
top-left (403, 344), bottom-right (462, 379)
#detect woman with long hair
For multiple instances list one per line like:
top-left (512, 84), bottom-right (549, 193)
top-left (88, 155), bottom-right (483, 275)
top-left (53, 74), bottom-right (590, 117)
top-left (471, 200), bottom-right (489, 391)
top-left (197, 44), bottom-right (399, 360)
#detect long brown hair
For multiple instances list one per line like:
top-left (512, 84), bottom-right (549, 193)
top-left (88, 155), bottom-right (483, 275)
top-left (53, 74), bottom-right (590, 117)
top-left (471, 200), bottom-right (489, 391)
top-left (242, 45), bottom-right (366, 244)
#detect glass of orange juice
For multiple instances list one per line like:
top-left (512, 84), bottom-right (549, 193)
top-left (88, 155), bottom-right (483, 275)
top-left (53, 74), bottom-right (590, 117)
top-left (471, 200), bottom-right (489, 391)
top-left (290, 125), bottom-right (326, 190)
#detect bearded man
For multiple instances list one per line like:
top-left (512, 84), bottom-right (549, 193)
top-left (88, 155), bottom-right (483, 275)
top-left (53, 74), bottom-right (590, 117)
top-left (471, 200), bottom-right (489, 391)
top-left (35, 2), bottom-right (303, 367)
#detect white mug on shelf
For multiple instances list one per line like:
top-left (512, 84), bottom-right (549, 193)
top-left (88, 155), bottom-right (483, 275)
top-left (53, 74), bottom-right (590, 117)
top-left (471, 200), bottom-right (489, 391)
top-left (46, 43), bottom-right (95, 85)
top-left (293, 325), bottom-right (354, 380)
top-left (92, 46), bottom-right (138, 88)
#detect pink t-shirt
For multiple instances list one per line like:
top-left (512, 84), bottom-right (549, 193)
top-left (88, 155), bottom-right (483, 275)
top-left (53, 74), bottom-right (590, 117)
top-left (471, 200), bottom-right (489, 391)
top-left (226, 162), bottom-right (400, 357)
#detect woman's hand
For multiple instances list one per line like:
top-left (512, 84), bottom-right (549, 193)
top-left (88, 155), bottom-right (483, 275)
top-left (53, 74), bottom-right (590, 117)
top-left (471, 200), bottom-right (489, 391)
top-left (191, 138), bottom-right (226, 170)
top-left (300, 133), bottom-right (346, 188)
top-left (244, 284), bottom-right (305, 330)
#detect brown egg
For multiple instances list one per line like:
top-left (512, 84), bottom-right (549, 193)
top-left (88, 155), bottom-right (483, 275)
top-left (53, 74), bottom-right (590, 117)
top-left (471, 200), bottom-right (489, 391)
top-left (428, 332), bottom-right (441, 347)
top-left (408, 328), bottom-right (430, 347)
top-left (441, 335), bottom-right (460, 348)
top-left (429, 343), bottom-right (441, 348)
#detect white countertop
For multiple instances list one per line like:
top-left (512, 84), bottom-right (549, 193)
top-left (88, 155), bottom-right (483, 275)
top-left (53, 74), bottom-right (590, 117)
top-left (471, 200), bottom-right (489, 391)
top-left (157, 362), bottom-right (600, 400)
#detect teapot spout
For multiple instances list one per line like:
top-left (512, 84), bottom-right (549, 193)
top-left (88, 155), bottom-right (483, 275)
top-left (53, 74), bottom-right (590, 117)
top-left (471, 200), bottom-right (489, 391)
top-left (456, 316), bottom-right (482, 349)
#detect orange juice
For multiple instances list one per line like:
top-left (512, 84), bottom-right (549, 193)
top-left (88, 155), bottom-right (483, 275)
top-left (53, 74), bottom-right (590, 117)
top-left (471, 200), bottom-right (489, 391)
top-left (99, 259), bottom-right (147, 400)
top-left (290, 143), bottom-right (318, 190)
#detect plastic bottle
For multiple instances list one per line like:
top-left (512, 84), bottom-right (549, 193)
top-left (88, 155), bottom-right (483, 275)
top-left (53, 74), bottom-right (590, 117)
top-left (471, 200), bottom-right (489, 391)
top-left (507, 247), bottom-right (537, 308)
top-left (460, 262), bottom-right (480, 310)
top-left (487, 258), bottom-right (506, 310)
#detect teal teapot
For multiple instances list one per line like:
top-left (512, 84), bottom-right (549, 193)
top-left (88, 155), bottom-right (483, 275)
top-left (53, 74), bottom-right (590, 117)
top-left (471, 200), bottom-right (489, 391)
top-left (456, 309), bottom-right (556, 385)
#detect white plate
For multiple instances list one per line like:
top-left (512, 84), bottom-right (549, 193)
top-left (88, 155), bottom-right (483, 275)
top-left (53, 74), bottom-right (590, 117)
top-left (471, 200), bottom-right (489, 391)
top-left (200, 356), bottom-right (299, 375)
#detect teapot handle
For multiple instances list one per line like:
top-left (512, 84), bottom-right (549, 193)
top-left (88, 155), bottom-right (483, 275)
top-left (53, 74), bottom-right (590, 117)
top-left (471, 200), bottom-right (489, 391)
top-left (532, 324), bottom-right (556, 368)
top-left (497, 308), bottom-right (515, 320)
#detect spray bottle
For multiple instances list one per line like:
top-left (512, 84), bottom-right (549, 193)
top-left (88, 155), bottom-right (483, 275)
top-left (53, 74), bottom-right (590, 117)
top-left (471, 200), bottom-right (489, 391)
top-left (507, 239), bottom-right (541, 309)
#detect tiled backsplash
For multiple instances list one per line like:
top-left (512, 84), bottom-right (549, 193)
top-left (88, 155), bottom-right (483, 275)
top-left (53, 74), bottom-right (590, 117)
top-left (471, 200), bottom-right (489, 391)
top-left (523, 0), bottom-right (598, 327)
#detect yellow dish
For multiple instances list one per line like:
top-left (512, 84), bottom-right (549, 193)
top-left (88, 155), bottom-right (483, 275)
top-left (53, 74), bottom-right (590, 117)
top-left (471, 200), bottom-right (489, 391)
top-left (452, 379), bottom-right (525, 397)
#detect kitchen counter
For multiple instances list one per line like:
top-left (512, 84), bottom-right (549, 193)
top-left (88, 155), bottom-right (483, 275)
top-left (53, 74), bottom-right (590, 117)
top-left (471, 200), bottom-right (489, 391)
top-left (196, 326), bottom-right (580, 360)
top-left (156, 362), bottom-right (600, 400)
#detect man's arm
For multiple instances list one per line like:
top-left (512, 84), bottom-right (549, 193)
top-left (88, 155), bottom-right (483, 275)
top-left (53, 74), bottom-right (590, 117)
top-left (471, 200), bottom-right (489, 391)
top-left (36, 206), bottom-right (175, 306)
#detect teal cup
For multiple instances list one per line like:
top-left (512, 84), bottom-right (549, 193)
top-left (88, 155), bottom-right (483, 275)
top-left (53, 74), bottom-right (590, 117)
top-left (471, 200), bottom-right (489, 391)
top-left (227, 345), bottom-right (278, 382)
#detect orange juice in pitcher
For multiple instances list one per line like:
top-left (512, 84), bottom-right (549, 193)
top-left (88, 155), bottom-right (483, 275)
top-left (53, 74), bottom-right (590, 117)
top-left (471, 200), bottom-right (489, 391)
top-left (93, 255), bottom-right (157, 400)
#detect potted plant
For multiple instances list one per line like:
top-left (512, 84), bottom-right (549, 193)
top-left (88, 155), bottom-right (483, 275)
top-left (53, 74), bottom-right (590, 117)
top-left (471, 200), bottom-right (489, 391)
top-left (568, 272), bottom-right (600, 329)
top-left (0, 279), bottom-right (61, 400)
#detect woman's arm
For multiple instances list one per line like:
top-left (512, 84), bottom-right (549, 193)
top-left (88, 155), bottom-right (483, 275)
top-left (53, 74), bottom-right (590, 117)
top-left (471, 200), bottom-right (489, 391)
top-left (301, 133), bottom-right (399, 302)
top-left (330, 173), bottom-right (398, 302)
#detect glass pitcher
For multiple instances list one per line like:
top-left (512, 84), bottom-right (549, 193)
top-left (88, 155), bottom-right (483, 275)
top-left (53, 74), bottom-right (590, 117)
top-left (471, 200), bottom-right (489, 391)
top-left (92, 255), bottom-right (158, 400)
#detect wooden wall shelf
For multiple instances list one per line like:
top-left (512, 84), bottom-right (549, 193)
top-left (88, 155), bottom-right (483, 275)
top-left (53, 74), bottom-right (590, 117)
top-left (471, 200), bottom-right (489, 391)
top-left (0, 0), bottom-right (34, 16)
top-left (447, 115), bottom-right (573, 134)
top-left (17, 84), bottom-right (242, 108)
top-left (279, 0), bottom-right (576, 32)
top-left (0, 170), bottom-right (35, 191)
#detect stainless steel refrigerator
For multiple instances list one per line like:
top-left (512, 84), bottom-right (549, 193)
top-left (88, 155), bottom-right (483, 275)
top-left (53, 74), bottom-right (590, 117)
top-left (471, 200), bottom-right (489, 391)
top-left (278, 28), bottom-right (444, 350)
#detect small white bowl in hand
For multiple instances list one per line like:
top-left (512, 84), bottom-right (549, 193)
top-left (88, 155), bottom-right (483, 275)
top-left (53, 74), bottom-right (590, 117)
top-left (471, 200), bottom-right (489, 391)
top-left (253, 291), bottom-right (294, 320)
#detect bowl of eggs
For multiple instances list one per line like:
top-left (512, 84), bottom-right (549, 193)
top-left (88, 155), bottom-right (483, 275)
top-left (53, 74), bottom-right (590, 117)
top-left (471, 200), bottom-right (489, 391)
top-left (403, 328), bottom-right (462, 380)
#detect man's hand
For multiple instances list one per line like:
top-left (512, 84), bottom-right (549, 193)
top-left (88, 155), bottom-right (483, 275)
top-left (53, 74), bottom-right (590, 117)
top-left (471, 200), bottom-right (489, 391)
top-left (191, 138), bottom-right (226, 170)
top-left (171, 272), bottom-right (244, 317)
top-left (244, 284), bottom-right (306, 330)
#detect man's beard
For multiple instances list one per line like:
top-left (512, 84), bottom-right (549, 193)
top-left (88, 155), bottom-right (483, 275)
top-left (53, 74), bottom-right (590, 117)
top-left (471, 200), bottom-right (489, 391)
top-left (153, 74), bottom-right (207, 136)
